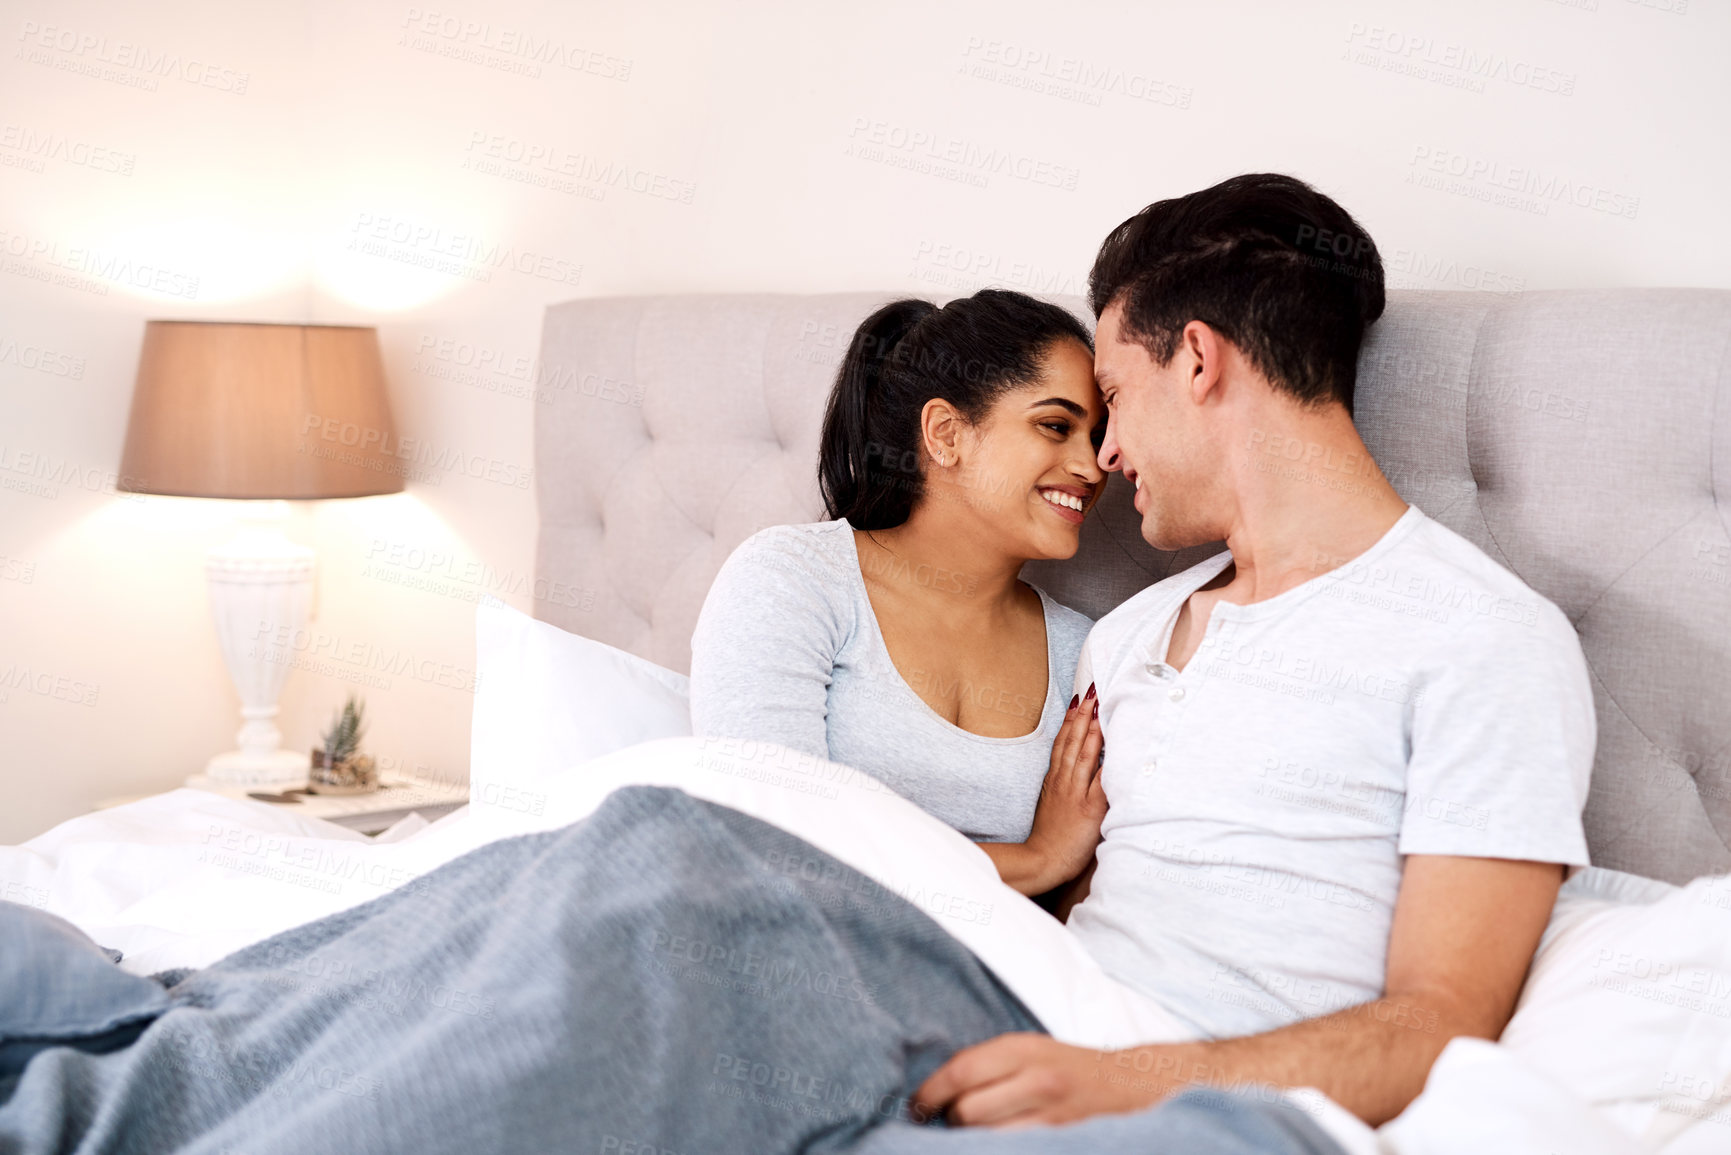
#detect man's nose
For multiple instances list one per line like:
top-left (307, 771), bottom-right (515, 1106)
top-left (1098, 418), bottom-right (1122, 473)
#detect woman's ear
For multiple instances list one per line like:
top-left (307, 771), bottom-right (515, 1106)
top-left (920, 397), bottom-right (965, 468)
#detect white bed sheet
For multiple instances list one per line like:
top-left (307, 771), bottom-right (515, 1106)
top-left (2, 737), bottom-right (1216, 1042)
top-left (5, 735), bottom-right (1676, 1154)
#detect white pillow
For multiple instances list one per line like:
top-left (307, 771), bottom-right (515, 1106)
top-left (1378, 1037), bottom-right (1643, 1155)
top-left (469, 596), bottom-right (691, 818)
top-left (1497, 865), bottom-right (1731, 1147)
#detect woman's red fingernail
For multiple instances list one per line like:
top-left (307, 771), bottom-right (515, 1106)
top-left (1091, 699), bottom-right (1099, 718)
top-left (1085, 683), bottom-right (1097, 701)
top-left (1069, 694), bottom-right (1079, 710)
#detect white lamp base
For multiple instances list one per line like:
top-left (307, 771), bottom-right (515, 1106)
top-left (200, 749), bottom-right (310, 790)
top-left (203, 502), bottom-right (316, 789)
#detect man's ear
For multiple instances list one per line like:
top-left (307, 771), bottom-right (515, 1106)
top-left (920, 398), bottom-right (966, 468)
top-left (1181, 320), bottom-right (1227, 405)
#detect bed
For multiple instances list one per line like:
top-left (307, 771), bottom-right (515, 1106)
top-left (4, 288), bottom-right (1729, 1153)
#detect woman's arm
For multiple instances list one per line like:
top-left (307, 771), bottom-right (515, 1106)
top-left (978, 691), bottom-right (1105, 897)
top-left (689, 534), bottom-right (841, 758)
top-left (1047, 855), bottom-right (1096, 922)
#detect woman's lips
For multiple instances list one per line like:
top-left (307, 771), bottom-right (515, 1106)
top-left (1039, 487), bottom-right (1086, 524)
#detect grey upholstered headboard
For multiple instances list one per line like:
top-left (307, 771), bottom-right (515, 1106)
top-left (533, 289), bottom-right (1731, 885)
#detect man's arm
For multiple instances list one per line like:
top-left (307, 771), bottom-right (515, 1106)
top-left (912, 853), bottom-right (1563, 1128)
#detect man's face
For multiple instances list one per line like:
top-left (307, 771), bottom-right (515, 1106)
top-left (1093, 301), bottom-right (1217, 551)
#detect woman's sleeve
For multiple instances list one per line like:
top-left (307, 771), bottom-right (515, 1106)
top-left (688, 533), bottom-right (844, 760)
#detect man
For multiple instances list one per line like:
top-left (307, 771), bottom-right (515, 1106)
top-left (913, 174), bottom-right (1596, 1128)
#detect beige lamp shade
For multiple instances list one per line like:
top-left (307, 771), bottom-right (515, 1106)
top-left (119, 321), bottom-right (404, 499)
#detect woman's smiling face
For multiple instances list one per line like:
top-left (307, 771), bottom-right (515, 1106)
top-left (937, 337), bottom-right (1107, 561)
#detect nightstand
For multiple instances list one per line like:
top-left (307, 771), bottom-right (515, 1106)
top-left (96, 772), bottom-right (470, 836)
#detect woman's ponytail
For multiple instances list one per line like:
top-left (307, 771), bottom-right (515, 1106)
top-left (818, 298), bottom-right (936, 530)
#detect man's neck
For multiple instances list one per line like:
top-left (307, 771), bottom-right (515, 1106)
top-left (1211, 405), bottom-right (1411, 605)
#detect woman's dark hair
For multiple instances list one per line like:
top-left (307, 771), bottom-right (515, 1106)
top-left (818, 289), bottom-right (1094, 531)
top-left (1088, 173), bottom-right (1384, 414)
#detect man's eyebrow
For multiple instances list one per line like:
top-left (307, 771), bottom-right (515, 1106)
top-left (1026, 397), bottom-right (1088, 418)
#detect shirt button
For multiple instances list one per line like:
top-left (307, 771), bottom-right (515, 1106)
top-left (1142, 758), bottom-right (1158, 775)
top-left (1168, 686), bottom-right (1186, 702)
top-left (1146, 663), bottom-right (1170, 678)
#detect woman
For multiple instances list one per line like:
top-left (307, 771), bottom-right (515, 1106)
top-left (689, 289), bottom-right (1107, 903)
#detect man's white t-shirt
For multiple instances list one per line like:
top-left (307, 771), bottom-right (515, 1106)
top-left (1066, 504), bottom-right (1595, 1040)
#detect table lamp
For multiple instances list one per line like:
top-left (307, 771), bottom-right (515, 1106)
top-left (118, 322), bottom-right (403, 788)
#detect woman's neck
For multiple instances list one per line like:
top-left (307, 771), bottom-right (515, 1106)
top-left (853, 501), bottom-right (1029, 616)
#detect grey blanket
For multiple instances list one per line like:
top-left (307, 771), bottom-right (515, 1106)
top-left (0, 786), bottom-right (1344, 1154)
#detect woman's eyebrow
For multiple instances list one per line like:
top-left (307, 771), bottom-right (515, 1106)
top-left (1026, 397), bottom-right (1088, 418)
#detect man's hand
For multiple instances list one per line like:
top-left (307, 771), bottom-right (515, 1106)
top-left (920, 855), bottom-right (1566, 1129)
top-left (980, 689), bottom-right (1106, 896)
top-left (912, 1033), bottom-right (1176, 1127)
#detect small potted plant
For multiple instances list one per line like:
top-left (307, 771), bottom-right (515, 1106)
top-left (308, 692), bottom-right (378, 794)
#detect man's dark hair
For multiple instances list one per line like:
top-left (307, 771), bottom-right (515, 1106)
top-left (1088, 173), bottom-right (1385, 413)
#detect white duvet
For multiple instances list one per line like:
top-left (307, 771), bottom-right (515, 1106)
top-left (0, 735), bottom-right (1678, 1155)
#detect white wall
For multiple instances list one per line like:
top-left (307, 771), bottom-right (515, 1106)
top-left (2, 0), bottom-right (1725, 842)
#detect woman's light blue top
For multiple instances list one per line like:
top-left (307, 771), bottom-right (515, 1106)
top-left (688, 519), bottom-right (1092, 843)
